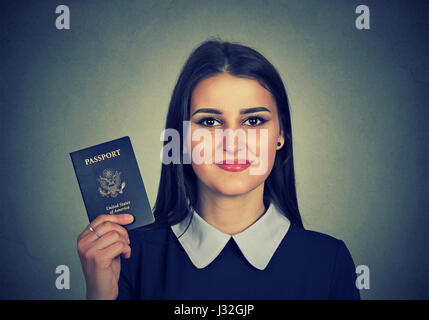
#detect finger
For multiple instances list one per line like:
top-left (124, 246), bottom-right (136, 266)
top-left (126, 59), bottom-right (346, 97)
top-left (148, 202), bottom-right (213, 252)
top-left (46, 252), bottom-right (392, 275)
top-left (84, 239), bottom-right (131, 268)
top-left (88, 230), bottom-right (129, 252)
top-left (91, 214), bottom-right (134, 229)
top-left (94, 221), bottom-right (130, 243)
top-left (78, 214), bottom-right (134, 240)
top-left (80, 222), bottom-right (130, 249)
top-left (98, 240), bottom-right (131, 261)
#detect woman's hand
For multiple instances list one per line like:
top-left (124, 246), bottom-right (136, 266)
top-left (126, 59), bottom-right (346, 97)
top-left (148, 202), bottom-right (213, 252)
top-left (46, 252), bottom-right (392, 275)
top-left (77, 214), bottom-right (134, 300)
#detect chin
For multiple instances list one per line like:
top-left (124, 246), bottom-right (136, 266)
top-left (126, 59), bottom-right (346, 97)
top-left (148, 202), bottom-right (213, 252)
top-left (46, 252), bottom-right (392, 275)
top-left (211, 178), bottom-right (263, 197)
top-left (193, 165), bottom-right (268, 197)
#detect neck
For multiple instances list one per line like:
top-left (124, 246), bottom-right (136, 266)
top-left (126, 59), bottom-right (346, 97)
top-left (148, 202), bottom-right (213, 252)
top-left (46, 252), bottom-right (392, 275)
top-left (196, 182), bottom-right (266, 235)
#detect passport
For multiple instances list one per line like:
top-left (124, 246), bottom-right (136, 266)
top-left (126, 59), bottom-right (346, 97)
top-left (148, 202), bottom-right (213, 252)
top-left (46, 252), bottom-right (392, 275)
top-left (70, 136), bottom-right (155, 230)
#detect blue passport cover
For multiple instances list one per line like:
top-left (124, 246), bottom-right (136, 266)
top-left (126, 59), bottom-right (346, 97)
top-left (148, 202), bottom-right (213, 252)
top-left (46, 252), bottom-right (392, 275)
top-left (70, 136), bottom-right (155, 230)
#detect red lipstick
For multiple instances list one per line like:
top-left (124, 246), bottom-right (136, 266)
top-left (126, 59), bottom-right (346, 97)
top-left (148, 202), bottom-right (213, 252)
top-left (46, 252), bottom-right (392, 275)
top-left (215, 160), bottom-right (252, 172)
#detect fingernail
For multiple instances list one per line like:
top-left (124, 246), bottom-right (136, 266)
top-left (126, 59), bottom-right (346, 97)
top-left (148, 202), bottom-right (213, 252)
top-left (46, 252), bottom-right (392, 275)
top-left (126, 214), bottom-right (134, 222)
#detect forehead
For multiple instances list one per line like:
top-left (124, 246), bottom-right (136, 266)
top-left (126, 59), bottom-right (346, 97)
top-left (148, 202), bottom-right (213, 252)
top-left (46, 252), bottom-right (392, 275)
top-left (190, 73), bottom-right (276, 112)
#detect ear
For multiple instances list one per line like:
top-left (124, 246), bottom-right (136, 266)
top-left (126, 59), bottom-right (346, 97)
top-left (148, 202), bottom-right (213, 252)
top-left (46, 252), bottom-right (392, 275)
top-left (276, 128), bottom-right (285, 150)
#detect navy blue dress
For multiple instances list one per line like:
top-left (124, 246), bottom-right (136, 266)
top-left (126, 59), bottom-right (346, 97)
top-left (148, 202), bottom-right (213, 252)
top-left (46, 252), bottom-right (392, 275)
top-left (117, 224), bottom-right (360, 300)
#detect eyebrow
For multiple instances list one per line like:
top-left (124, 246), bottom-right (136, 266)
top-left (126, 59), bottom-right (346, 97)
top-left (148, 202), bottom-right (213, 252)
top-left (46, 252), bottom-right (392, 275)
top-left (191, 106), bottom-right (271, 117)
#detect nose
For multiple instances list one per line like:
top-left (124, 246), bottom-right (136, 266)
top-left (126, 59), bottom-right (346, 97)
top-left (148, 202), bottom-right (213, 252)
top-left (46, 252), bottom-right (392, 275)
top-left (221, 128), bottom-right (247, 155)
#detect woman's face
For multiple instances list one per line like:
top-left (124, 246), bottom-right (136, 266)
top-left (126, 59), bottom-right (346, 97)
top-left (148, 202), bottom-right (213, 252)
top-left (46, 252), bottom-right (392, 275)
top-left (188, 73), bottom-right (284, 197)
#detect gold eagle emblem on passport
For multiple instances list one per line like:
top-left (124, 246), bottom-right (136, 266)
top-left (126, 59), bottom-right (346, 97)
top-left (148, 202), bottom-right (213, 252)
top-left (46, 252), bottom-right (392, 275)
top-left (97, 168), bottom-right (126, 198)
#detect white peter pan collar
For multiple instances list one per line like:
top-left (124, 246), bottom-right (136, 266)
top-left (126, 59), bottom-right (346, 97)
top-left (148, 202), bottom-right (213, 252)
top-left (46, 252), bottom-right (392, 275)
top-left (170, 203), bottom-right (291, 270)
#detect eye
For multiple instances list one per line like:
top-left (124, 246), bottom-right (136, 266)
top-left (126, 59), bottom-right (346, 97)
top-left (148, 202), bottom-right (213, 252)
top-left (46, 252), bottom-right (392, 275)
top-left (243, 116), bottom-right (267, 127)
top-left (196, 117), bottom-right (222, 127)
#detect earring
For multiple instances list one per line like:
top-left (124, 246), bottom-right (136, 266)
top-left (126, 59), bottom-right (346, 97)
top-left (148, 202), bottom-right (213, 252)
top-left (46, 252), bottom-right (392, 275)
top-left (277, 141), bottom-right (281, 147)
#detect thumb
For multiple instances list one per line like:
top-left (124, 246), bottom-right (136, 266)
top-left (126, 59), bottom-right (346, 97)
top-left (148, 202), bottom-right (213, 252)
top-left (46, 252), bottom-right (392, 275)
top-left (114, 214), bottom-right (134, 225)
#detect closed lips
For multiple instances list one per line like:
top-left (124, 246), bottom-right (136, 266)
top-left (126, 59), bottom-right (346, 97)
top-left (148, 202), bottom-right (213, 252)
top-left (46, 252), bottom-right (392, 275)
top-left (215, 160), bottom-right (252, 165)
top-left (215, 160), bottom-right (252, 172)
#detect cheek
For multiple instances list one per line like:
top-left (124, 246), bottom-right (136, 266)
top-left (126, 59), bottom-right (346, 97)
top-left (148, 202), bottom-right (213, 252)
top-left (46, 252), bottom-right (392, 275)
top-left (267, 132), bottom-right (279, 164)
top-left (189, 127), bottom-right (215, 179)
top-left (189, 128), bottom-right (213, 164)
top-left (247, 128), bottom-right (278, 165)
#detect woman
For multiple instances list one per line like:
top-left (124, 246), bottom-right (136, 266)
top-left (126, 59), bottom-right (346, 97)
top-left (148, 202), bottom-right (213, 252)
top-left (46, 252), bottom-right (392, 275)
top-left (77, 39), bottom-right (360, 300)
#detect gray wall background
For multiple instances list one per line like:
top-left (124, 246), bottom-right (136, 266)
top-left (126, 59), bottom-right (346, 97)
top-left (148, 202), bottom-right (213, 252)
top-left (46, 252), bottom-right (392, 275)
top-left (1, 0), bottom-right (428, 299)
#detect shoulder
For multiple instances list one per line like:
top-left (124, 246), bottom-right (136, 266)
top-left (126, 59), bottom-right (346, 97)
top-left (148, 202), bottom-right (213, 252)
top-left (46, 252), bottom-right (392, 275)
top-left (286, 225), bottom-right (356, 269)
top-left (289, 225), bottom-right (344, 254)
top-left (287, 226), bottom-right (360, 299)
